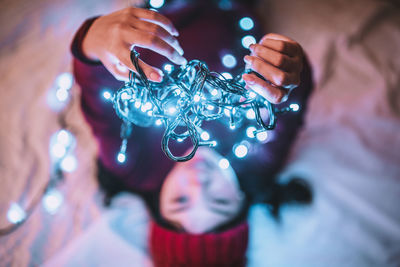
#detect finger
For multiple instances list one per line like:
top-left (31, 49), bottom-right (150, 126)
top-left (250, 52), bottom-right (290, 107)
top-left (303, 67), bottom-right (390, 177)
top-left (259, 34), bottom-right (302, 58)
top-left (130, 18), bottom-right (184, 56)
top-left (130, 8), bottom-right (179, 36)
top-left (249, 44), bottom-right (302, 72)
top-left (114, 44), bottom-right (164, 82)
top-left (103, 60), bottom-right (130, 82)
top-left (244, 55), bottom-right (300, 87)
top-left (123, 29), bottom-right (187, 65)
top-left (242, 73), bottom-right (289, 104)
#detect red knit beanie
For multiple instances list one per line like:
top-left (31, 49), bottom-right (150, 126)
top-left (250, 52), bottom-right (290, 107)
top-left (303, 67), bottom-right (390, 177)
top-left (149, 221), bottom-right (249, 267)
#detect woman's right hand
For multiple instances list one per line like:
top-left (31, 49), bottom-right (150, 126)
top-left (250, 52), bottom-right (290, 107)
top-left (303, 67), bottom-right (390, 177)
top-left (82, 7), bottom-right (187, 82)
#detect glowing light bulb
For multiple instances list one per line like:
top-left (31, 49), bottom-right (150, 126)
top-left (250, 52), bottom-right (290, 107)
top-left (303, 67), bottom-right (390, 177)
top-left (163, 63), bottom-right (173, 73)
top-left (121, 92), bottom-right (130, 100)
top-left (177, 138), bottom-right (184, 142)
top-left (221, 54), bottom-right (237, 69)
top-left (256, 131), bottom-right (268, 142)
top-left (7, 203), bottom-right (26, 224)
top-left (134, 101), bottom-right (141, 108)
top-left (239, 17), bottom-right (254, 31)
top-left (117, 152), bottom-right (126, 163)
top-left (207, 105), bottom-right (215, 111)
top-left (211, 89), bottom-right (218, 96)
top-left (234, 144), bottom-right (248, 158)
top-left (42, 189), bottom-right (63, 214)
top-left (290, 103), bottom-right (300, 112)
top-left (221, 72), bottom-right (233, 79)
top-left (193, 94), bottom-right (201, 102)
top-left (149, 0), bottom-right (165, 8)
top-left (56, 73), bottom-right (73, 90)
top-left (155, 119), bottom-right (162, 126)
top-left (175, 89), bottom-right (181, 95)
top-left (60, 155), bottom-right (78, 172)
top-left (168, 106), bottom-right (177, 115)
top-left (241, 35), bottom-right (256, 49)
top-left (246, 126), bottom-right (256, 138)
top-left (201, 131), bottom-right (210, 141)
top-left (219, 158), bottom-right (230, 169)
top-left (246, 109), bottom-right (256, 120)
top-left (103, 90), bottom-right (112, 100)
top-left (56, 88), bottom-right (69, 102)
top-left (51, 143), bottom-right (66, 158)
top-left (56, 130), bottom-right (71, 147)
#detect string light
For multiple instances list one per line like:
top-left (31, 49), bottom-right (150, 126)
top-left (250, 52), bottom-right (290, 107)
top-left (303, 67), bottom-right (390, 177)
top-left (149, 0), bottom-right (165, 8)
top-left (163, 64), bottom-right (173, 73)
top-left (256, 131), bottom-right (268, 142)
top-left (42, 189), bottom-right (63, 214)
top-left (246, 126), bottom-right (256, 138)
top-left (234, 144), bottom-right (248, 158)
top-left (6, 203), bottom-right (26, 224)
top-left (218, 158), bottom-right (230, 169)
top-left (201, 131), bottom-right (210, 141)
top-left (60, 155), bottom-right (78, 173)
top-left (56, 73), bottom-right (73, 90)
top-left (241, 35), bottom-right (256, 49)
top-left (117, 152), bottom-right (126, 163)
top-left (112, 50), bottom-right (296, 162)
top-left (290, 103), bottom-right (300, 112)
top-left (246, 109), bottom-right (255, 120)
top-left (239, 17), bottom-right (254, 31)
top-left (103, 90), bottom-right (112, 100)
top-left (221, 72), bottom-right (233, 79)
top-left (221, 54), bottom-right (237, 68)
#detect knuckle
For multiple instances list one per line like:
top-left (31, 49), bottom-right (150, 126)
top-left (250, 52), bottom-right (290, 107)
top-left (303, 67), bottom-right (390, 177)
top-left (274, 71), bottom-right (286, 86)
top-left (112, 22), bottom-right (126, 34)
top-left (273, 90), bottom-right (286, 104)
top-left (277, 41), bottom-right (286, 52)
top-left (148, 34), bottom-right (159, 46)
top-left (275, 54), bottom-right (286, 67)
top-left (253, 44), bottom-right (261, 54)
top-left (252, 58), bottom-right (262, 71)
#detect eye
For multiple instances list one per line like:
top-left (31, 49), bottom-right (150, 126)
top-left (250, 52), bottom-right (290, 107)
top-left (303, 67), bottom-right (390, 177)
top-left (173, 196), bottom-right (188, 204)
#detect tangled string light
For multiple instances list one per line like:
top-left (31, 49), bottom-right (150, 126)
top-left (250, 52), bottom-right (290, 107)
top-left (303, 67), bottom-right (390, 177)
top-left (112, 50), bottom-right (297, 162)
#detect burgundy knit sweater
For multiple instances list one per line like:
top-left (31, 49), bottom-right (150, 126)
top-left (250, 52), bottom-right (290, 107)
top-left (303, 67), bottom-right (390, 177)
top-left (71, 1), bottom-right (313, 199)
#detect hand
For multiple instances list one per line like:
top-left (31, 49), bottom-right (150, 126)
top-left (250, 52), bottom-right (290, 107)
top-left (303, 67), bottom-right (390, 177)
top-left (242, 33), bottom-right (303, 104)
top-left (82, 7), bottom-right (187, 82)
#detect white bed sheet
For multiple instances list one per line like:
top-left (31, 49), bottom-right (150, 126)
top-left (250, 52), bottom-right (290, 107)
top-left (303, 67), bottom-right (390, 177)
top-left (1, 0), bottom-right (399, 266)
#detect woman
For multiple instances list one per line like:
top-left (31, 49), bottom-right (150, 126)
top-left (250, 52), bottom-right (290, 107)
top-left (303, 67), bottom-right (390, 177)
top-left (71, 0), bottom-right (312, 265)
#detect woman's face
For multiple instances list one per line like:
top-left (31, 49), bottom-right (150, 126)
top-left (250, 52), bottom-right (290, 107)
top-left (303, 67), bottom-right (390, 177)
top-left (160, 147), bottom-right (245, 234)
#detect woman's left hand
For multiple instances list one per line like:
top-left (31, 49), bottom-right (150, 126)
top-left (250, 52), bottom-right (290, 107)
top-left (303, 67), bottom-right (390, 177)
top-left (242, 33), bottom-right (303, 104)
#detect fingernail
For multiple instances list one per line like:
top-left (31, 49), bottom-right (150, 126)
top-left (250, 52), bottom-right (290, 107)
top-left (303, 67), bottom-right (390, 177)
top-left (242, 74), bottom-right (256, 85)
top-left (172, 28), bottom-right (179, 36)
top-left (174, 55), bottom-right (187, 65)
top-left (249, 44), bottom-right (255, 51)
top-left (150, 71), bottom-right (162, 82)
top-left (176, 44), bottom-right (184, 56)
top-left (244, 55), bottom-right (252, 63)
